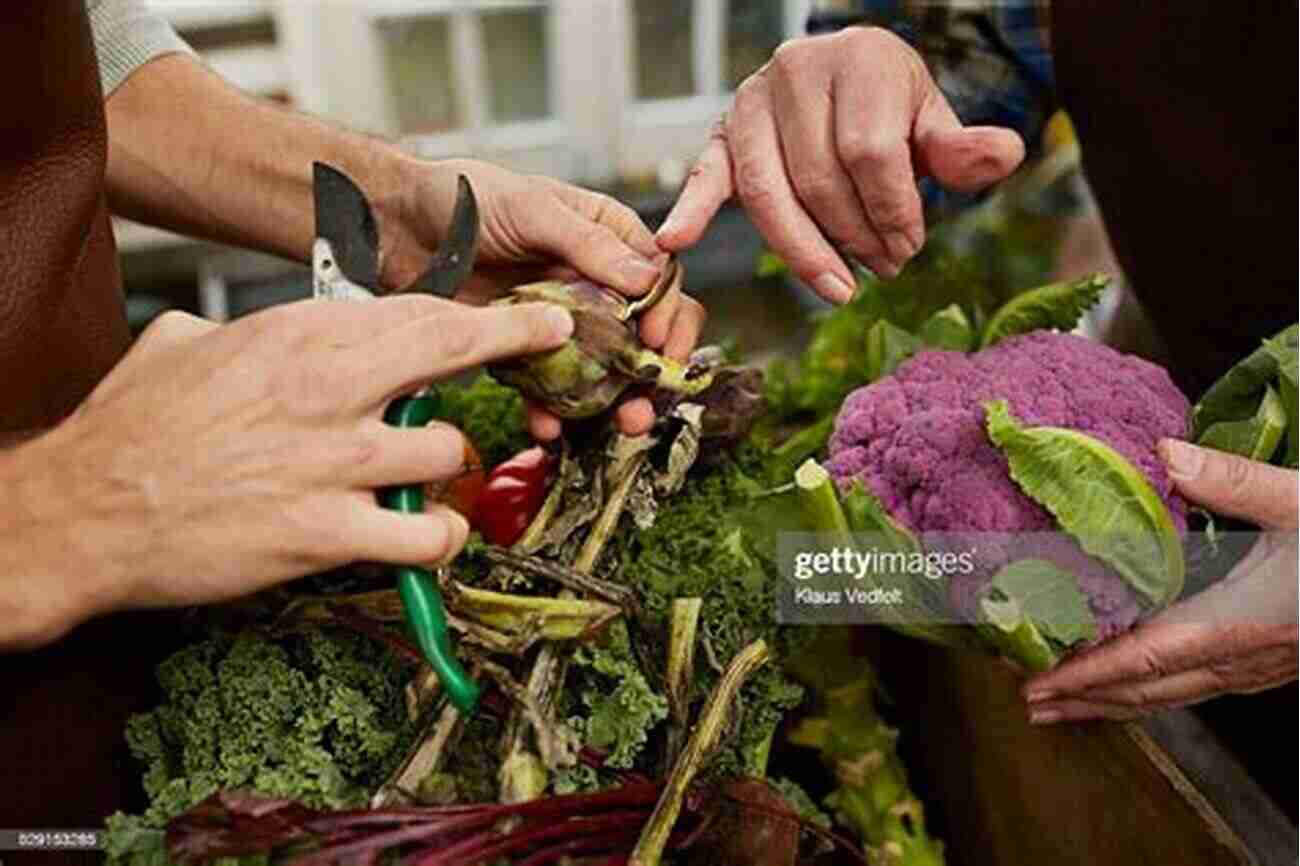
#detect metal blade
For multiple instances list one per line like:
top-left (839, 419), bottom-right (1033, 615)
top-left (405, 174), bottom-right (479, 299)
top-left (312, 161), bottom-right (381, 291)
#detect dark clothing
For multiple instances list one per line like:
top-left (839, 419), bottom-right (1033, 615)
top-left (1052, 0), bottom-right (1296, 399)
top-left (0, 3), bottom-right (179, 859)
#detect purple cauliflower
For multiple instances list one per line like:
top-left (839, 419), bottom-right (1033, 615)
top-left (825, 331), bottom-right (1191, 638)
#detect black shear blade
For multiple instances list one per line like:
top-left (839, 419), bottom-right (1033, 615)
top-left (313, 161), bottom-right (381, 290)
top-left (407, 174), bottom-right (479, 299)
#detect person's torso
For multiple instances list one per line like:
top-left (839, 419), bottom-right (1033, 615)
top-left (1052, 0), bottom-right (1296, 398)
top-left (0, 0), bottom-right (131, 431)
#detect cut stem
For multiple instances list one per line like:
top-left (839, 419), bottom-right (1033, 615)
top-left (663, 598), bottom-right (702, 766)
top-left (795, 458), bottom-right (852, 543)
top-left (630, 639), bottom-right (770, 866)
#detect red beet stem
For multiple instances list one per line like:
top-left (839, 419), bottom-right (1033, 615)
top-left (410, 810), bottom-right (649, 866)
top-left (515, 827), bottom-right (642, 866)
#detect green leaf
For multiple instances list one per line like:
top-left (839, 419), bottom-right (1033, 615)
top-left (984, 400), bottom-right (1184, 607)
top-left (1192, 324), bottom-right (1296, 437)
top-left (760, 415), bottom-right (836, 485)
top-left (979, 273), bottom-right (1109, 348)
top-left (755, 250), bottom-right (790, 278)
top-left (979, 558), bottom-right (1098, 673)
top-left (919, 303), bottom-right (976, 352)
top-left (1264, 326), bottom-right (1299, 467)
top-left (1196, 384), bottom-right (1287, 462)
top-left (864, 319), bottom-right (923, 382)
top-left (982, 558), bottom-right (1097, 645)
top-left (840, 480), bottom-right (920, 554)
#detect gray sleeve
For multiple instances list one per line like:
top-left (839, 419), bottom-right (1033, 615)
top-left (87, 0), bottom-right (196, 95)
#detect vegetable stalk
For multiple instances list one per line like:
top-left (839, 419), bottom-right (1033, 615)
top-left (630, 639), bottom-right (771, 866)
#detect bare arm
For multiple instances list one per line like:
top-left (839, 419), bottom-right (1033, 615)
top-left (103, 53), bottom-right (705, 437)
top-left (105, 54), bottom-right (421, 288)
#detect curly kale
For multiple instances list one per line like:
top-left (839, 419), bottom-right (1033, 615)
top-left (614, 456), bottom-right (805, 780)
top-left (437, 373), bottom-right (531, 466)
top-left (108, 629), bottom-right (416, 849)
top-left (556, 621), bottom-right (668, 790)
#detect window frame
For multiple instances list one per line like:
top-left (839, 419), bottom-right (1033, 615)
top-left (614, 0), bottom-right (809, 179)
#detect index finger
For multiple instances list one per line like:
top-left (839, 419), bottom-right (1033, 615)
top-left (350, 302), bottom-right (574, 404)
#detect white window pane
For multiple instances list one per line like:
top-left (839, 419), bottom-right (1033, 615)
top-left (482, 7), bottom-right (550, 123)
top-left (376, 16), bottom-right (461, 134)
top-left (726, 0), bottom-right (784, 90)
top-left (633, 0), bottom-right (696, 100)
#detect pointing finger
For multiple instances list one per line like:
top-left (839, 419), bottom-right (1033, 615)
top-left (657, 126), bottom-right (735, 251)
top-left (727, 75), bottom-right (856, 303)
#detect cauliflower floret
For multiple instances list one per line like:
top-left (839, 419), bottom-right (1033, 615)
top-left (826, 331), bottom-right (1190, 637)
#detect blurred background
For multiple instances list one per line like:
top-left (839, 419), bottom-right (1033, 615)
top-left (121, 0), bottom-right (1115, 362)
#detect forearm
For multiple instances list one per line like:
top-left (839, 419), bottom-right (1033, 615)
top-left (0, 426), bottom-right (128, 649)
top-left (104, 53), bottom-right (430, 288)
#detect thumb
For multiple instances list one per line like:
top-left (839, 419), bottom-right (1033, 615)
top-left (1159, 439), bottom-right (1299, 529)
top-left (913, 84), bottom-right (1025, 192)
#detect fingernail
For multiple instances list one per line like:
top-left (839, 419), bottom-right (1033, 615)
top-left (1029, 708), bottom-right (1061, 725)
top-left (449, 510), bottom-right (470, 537)
top-left (883, 229), bottom-right (917, 264)
top-left (1159, 438), bottom-right (1204, 481)
top-left (615, 256), bottom-right (662, 292)
top-left (868, 257), bottom-right (902, 280)
top-left (1025, 689), bottom-right (1055, 704)
top-left (814, 273), bottom-right (855, 304)
top-left (543, 305), bottom-right (574, 339)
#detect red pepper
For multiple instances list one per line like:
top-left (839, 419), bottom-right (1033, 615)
top-left (426, 440), bottom-right (487, 520)
top-left (471, 447), bottom-right (554, 547)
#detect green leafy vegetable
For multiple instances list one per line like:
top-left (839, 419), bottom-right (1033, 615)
top-left (984, 400), bottom-right (1184, 606)
top-left (918, 303), bottom-right (976, 352)
top-left (105, 631), bottom-right (416, 861)
top-left (1192, 323), bottom-right (1299, 468)
top-left (979, 559), bottom-right (1098, 672)
top-left (1196, 384), bottom-right (1287, 462)
top-left (865, 319), bottom-right (924, 382)
top-left (564, 622), bottom-right (668, 770)
top-left (1264, 327), bottom-right (1299, 468)
top-left (840, 480), bottom-right (921, 554)
top-left (979, 273), bottom-right (1109, 348)
top-left (612, 458), bottom-right (806, 780)
top-left (436, 374), bottom-right (530, 466)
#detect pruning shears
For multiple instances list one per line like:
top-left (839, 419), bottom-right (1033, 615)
top-left (312, 161), bottom-right (482, 715)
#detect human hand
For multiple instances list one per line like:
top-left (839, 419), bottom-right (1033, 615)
top-left (1023, 440), bottom-right (1299, 724)
top-left (384, 158), bottom-right (706, 440)
top-left (8, 297), bottom-right (572, 645)
top-left (657, 27), bottom-right (1025, 301)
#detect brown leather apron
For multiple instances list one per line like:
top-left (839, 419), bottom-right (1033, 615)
top-left (0, 2), bottom-right (184, 857)
top-left (1053, 0), bottom-right (1298, 821)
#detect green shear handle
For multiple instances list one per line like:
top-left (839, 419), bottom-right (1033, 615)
top-left (313, 161), bottom-right (483, 714)
top-left (380, 393), bottom-right (481, 714)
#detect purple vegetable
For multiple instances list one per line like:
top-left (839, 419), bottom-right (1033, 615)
top-left (825, 332), bottom-right (1191, 638)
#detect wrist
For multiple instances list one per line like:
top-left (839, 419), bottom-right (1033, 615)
top-left (373, 153), bottom-right (477, 292)
top-left (347, 144), bottom-right (431, 293)
top-left (0, 422), bottom-right (141, 647)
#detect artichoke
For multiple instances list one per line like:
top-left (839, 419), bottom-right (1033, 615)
top-left (488, 257), bottom-right (715, 418)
